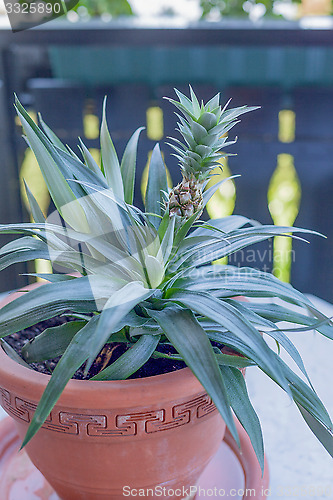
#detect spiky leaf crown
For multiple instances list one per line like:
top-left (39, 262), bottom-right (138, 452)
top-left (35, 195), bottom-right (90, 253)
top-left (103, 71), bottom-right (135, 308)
top-left (166, 86), bottom-right (259, 181)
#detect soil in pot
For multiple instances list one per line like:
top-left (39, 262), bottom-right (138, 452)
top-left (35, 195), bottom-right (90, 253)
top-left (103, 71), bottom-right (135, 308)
top-left (4, 315), bottom-right (229, 380)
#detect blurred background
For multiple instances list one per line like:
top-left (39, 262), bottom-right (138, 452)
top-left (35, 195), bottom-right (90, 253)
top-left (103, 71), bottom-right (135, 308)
top-left (0, 0), bottom-right (332, 301)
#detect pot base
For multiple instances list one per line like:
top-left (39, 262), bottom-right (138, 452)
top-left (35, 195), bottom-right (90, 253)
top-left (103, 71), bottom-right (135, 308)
top-left (0, 417), bottom-right (269, 499)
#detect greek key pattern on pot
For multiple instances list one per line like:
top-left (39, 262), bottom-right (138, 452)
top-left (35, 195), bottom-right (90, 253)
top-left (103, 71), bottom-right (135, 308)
top-left (0, 388), bottom-right (217, 437)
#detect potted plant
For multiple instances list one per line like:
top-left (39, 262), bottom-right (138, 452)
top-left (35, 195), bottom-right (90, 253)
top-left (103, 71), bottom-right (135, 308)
top-left (0, 87), bottom-right (332, 499)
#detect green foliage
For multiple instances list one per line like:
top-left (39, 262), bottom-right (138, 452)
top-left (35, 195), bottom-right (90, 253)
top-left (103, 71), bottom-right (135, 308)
top-left (73, 0), bottom-right (133, 18)
top-left (201, 0), bottom-right (247, 18)
top-left (200, 0), bottom-right (300, 20)
top-left (0, 88), bottom-right (332, 471)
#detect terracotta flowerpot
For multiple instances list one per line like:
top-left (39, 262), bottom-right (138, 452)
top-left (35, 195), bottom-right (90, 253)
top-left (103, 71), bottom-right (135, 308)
top-left (0, 287), bottom-right (225, 500)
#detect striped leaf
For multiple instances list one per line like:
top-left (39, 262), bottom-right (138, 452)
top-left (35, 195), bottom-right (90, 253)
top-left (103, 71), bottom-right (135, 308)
top-left (100, 97), bottom-right (124, 200)
top-left (146, 304), bottom-right (239, 445)
top-left (145, 144), bottom-right (168, 229)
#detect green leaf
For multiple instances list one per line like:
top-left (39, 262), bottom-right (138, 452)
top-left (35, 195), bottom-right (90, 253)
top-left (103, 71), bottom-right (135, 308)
top-left (100, 97), bottom-right (124, 200)
top-left (208, 325), bottom-right (333, 434)
top-left (226, 299), bottom-right (314, 387)
top-left (22, 321), bottom-right (86, 362)
top-left (233, 224), bottom-right (322, 239)
top-left (220, 366), bottom-right (264, 473)
top-left (157, 337), bottom-right (255, 369)
top-left (65, 145), bottom-right (81, 161)
top-left (0, 339), bottom-right (32, 370)
top-left (170, 90), bottom-right (195, 120)
top-left (202, 175), bottom-right (240, 208)
top-left (158, 205), bottom-right (171, 242)
top-left (121, 127), bottom-right (145, 205)
top-left (278, 359), bottom-right (332, 430)
top-left (172, 225), bottom-right (321, 271)
top-left (15, 97), bottom-right (87, 232)
top-left (23, 180), bottom-right (46, 222)
top-left (145, 144), bottom-right (168, 229)
top-left (85, 281), bottom-right (155, 373)
top-left (179, 269), bottom-right (313, 310)
top-left (189, 85), bottom-right (201, 118)
top-left (198, 112), bottom-right (217, 131)
top-left (56, 147), bottom-right (108, 193)
top-left (0, 247), bottom-right (50, 272)
top-left (191, 215), bottom-right (255, 238)
top-left (115, 310), bottom-right (154, 329)
top-left (146, 304), bottom-right (239, 445)
top-left (168, 290), bottom-right (290, 394)
top-left (167, 95), bottom-right (195, 121)
top-left (0, 277), bottom-right (98, 337)
top-left (172, 210), bottom-right (201, 249)
top-left (78, 138), bottom-right (104, 180)
top-left (23, 273), bottom-right (76, 283)
top-left (246, 302), bottom-right (333, 341)
top-left (144, 255), bottom-right (164, 288)
top-left (228, 270), bottom-right (314, 308)
top-left (38, 113), bottom-right (67, 152)
top-left (206, 93), bottom-right (221, 112)
top-left (221, 105), bottom-right (261, 123)
top-left (160, 215), bottom-right (176, 264)
top-left (21, 316), bottom-right (99, 447)
top-left (296, 402), bottom-right (333, 458)
top-left (191, 120), bottom-right (208, 143)
top-left (0, 236), bottom-right (46, 256)
top-left (152, 350), bottom-right (182, 360)
top-left (91, 334), bottom-right (160, 381)
top-left (129, 323), bottom-right (162, 337)
top-left (214, 350), bottom-right (256, 369)
top-left (0, 223), bottom-right (66, 249)
top-left (0, 222), bottom-right (106, 246)
top-left (0, 218), bottom-right (144, 281)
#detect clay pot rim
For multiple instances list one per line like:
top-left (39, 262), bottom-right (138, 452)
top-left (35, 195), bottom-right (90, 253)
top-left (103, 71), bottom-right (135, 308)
top-left (0, 284), bottom-right (202, 408)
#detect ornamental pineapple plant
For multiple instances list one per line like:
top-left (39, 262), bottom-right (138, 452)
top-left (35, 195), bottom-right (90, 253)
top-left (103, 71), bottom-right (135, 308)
top-left (0, 87), bottom-right (332, 472)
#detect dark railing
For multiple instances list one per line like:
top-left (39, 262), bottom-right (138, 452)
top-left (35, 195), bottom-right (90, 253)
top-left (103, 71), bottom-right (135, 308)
top-left (0, 20), bottom-right (332, 301)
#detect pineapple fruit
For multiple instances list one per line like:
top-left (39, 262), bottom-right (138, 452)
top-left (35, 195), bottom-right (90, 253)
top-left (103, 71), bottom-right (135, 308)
top-left (168, 178), bottom-right (203, 218)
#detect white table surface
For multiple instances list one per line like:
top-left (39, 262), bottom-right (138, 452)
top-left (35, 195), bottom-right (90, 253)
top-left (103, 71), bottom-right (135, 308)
top-left (0, 293), bottom-right (332, 499)
top-left (246, 295), bottom-right (333, 500)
